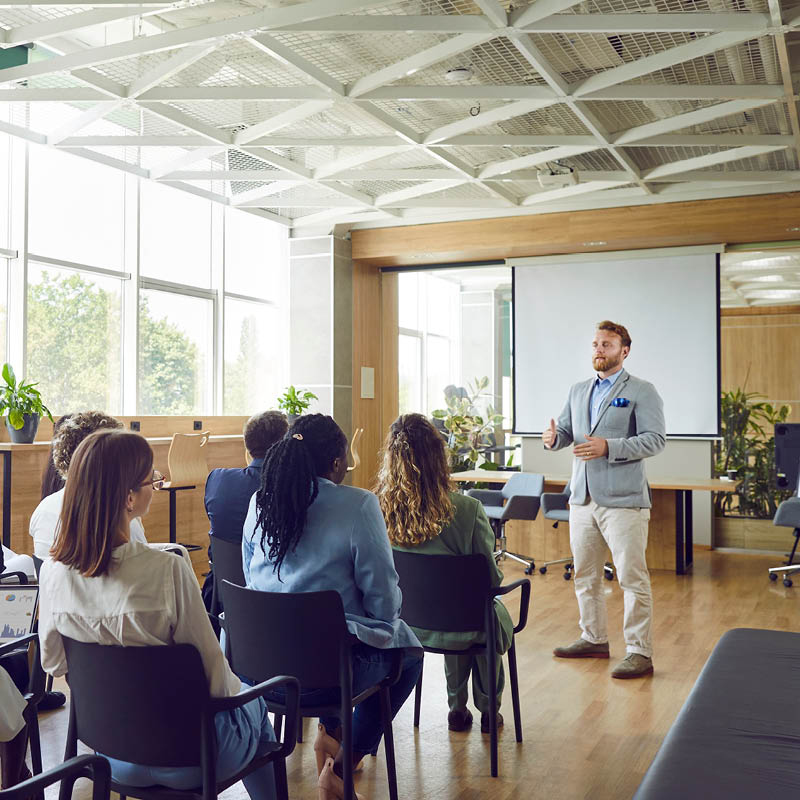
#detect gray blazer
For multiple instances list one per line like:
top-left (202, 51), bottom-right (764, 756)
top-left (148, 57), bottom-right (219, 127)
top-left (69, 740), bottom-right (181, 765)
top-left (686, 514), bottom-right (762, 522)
top-left (549, 369), bottom-right (666, 508)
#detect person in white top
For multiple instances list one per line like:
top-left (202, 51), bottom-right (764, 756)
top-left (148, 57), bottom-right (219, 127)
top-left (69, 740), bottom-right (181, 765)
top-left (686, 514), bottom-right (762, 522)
top-left (30, 411), bottom-right (147, 560)
top-left (38, 429), bottom-right (276, 799)
top-left (0, 668), bottom-right (29, 790)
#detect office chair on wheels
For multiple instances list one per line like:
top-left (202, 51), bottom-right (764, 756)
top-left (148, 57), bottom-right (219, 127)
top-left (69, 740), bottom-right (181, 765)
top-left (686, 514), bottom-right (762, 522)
top-left (538, 486), bottom-right (614, 581)
top-left (768, 497), bottom-right (800, 587)
top-left (468, 473), bottom-right (543, 573)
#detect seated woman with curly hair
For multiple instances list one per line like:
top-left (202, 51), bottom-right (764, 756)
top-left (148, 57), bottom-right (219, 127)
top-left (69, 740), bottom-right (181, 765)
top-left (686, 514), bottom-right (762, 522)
top-left (375, 413), bottom-right (513, 734)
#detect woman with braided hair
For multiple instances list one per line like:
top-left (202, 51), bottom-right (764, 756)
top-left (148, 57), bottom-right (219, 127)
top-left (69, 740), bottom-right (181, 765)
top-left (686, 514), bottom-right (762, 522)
top-left (242, 414), bottom-right (422, 799)
top-left (375, 413), bottom-right (513, 734)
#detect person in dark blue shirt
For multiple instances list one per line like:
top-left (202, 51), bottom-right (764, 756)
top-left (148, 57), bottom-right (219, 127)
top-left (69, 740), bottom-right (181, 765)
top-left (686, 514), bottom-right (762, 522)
top-left (203, 411), bottom-right (287, 609)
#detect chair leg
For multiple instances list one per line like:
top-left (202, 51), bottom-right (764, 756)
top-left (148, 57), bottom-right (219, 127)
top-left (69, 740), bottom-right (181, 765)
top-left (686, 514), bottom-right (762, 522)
top-left (273, 757), bottom-right (288, 800)
top-left (413, 668), bottom-right (423, 729)
top-left (341, 708), bottom-right (354, 800)
top-left (507, 639), bottom-right (523, 743)
top-left (379, 687), bottom-right (398, 800)
top-left (273, 713), bottom-right (283, 740)
top-left (487, 645), bottom-right (498, 778)
top-left (27, 712), bottom-right (43, 775)
top-left (296, 714), bottom-right (303, 744)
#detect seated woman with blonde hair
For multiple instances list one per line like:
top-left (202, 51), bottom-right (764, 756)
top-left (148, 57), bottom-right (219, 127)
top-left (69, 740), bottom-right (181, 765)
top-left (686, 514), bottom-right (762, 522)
top-left (38, 429), bottom-right (277, 799)
top-left (375, 413), bottom-right (513, 733)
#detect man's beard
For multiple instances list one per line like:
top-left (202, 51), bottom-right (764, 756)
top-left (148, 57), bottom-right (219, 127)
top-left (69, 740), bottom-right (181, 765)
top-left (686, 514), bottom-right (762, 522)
top-left (593, 354), bottom-right (620, 372)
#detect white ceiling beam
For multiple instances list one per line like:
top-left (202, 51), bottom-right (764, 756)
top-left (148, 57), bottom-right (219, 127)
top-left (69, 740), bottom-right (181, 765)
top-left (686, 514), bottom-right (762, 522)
top-left (292, 207), bottom-right (373, 228)
top-left (72, 68), bottom-right (128, 99)
top-left (356, 85), bottom-right (557, 101)
top-left (440, 134), bottom-right (598, 147)
top-left (521, 180), bottom-right (632, 205)
top-left (248, 34), bottom-right (345, 96)
top-left (242, 148), bottom-right (313, 179)
top-left (643, 145), bottom-right (788, 180)
top-left (325, 169), bottom-right (463, 181)
top-left (126, 43), bottom-right (217, 98)
top-left (613, 99), bottom-right (778, 144)
top-left (630, 134), bottom-right (795, 147)
top-left (0, 117), bottom-right (46, 144)
top-left (159, 170), bottom-right (293, 181)
top-left (230, 182), bottom-right (303, 206)
top-left (649, 170), bottom-right (800, 183)
top-left (0, 87), bottom-right (106, 102)
top-left (234, 197), bottom-right (360, 208)
top-left (767, 0), bottom-right (800, 170)
top-left (139, 102), bottom-right (230, 144)
top-left (138, 86), bottom-right (331, 102)
top-left (47, 101), bottom-right (123, 145)
top-left (523, 13), bottom-right (770, 33)
top-left (149, 146), bottom-right (226, 179)
top-left (572, 29), bottom-right (771, 98)
top-left (479, 144), bottom-right (601, 179)
top-left (580, 85), bottom-right (786, 101)
top-left (233, 100), bottom-right (334, 146)
top-left (472, 0), bottom-right (507, 28)
top-left (60, 146), bottom-right (149, 178)
top-left (375, 180), bottom-right (468, 206)
top-left (3, 6), bottom-right (165, 46)
top-left (313, 146), bottom-right (413, 179)
top-left (424, 99), bottom-right (557, 145)
top-left (510, 0), bottom-right (585, 28)
top-left (274, 14), bottom-right (493, 33)
top-left (0, 0), bottom-right (389, 84)
top-left (58, 135), bottom-right (210, 147)
top-left (383, 197), bottom-right (514, 209)
top-left (348, 33), bottom-right (496, 98)
top-left (0, 0), bottom-right (166, 4)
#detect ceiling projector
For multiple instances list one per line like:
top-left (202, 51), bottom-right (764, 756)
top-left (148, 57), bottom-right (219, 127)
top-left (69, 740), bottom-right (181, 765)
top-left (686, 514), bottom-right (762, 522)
top-left (537, 169), bottom-right (579, 189)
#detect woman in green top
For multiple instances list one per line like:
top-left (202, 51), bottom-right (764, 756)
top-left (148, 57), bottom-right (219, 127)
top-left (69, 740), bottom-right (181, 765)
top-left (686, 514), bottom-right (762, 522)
top-left (375, 413), bottom-right (513, 733)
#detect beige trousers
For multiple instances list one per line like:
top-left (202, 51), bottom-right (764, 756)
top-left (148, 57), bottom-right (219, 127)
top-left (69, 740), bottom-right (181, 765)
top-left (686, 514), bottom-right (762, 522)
top-left (568, 500), bottom-right (653, 658)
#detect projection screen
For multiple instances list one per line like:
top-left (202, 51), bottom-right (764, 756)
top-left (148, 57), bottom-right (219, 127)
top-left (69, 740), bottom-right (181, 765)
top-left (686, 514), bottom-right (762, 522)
top-left (512, 247), bottom-right (720, 437)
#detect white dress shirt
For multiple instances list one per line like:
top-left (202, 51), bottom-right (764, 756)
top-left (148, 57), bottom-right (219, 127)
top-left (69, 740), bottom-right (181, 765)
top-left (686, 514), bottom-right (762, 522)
top-left (1, 545), bottom-right (36, 581)
top-left (30, 488), bottom-right (147, 560)
top-left (39, 540), bottom-right (240, 699)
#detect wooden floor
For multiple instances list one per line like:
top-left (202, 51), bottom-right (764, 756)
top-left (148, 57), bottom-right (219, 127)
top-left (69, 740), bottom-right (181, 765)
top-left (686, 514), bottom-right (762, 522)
top-left (36, 549), bottom-right (799, 800)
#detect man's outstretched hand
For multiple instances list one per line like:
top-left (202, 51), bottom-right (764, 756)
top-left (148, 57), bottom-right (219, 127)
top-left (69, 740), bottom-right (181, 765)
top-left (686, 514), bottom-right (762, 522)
top-left (542, 418), bottom-right (557, 449)
top-left (573, 434), bottom-right (608, 461)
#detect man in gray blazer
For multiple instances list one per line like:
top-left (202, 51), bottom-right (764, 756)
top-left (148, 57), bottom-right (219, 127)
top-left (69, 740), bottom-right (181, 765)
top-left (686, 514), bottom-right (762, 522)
top-left (543, 321), bottom-right (665, 678)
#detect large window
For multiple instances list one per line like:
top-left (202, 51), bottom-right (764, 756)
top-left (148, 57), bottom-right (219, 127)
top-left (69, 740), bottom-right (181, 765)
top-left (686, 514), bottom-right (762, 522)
top-left (224, 208), bottom-right (284, 300)
top-left (138, 288), bottom-right (214, 415)
top-left (27, 263), bottom-right (122, 412)
top-left (0, 259), bottom-right (7, 364)
top-left (0, 128), bottom-right (9, 251)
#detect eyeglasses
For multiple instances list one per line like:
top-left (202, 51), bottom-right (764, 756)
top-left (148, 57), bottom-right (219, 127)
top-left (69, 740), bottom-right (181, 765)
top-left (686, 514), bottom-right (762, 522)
top-left (138, 470), bottom-right (166, 491)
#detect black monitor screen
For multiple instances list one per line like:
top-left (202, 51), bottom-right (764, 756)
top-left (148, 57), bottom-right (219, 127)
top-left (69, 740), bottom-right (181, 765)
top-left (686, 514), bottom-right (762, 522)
top-left (775, 424), bottom-right (800, 494)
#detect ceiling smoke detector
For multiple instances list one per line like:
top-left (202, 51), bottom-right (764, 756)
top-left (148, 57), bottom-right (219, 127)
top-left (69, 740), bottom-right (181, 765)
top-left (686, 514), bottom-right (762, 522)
top-left (445, 66), bottom-right (473, 83)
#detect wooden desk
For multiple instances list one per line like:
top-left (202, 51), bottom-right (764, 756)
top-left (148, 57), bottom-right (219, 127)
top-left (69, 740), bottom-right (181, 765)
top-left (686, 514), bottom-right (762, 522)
top-left (451, 470), bottom-right (738, 575)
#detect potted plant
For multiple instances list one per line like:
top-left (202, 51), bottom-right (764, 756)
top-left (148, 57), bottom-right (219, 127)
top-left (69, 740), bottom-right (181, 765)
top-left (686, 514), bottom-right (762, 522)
top-left (277, 385), bottom-right (318, 425)
top-left (0, 363), bottom-right (54, 443)
top-left (713, 386), bottom-right (792, 548)
top-left (432, 376), bottom-right (504, 472)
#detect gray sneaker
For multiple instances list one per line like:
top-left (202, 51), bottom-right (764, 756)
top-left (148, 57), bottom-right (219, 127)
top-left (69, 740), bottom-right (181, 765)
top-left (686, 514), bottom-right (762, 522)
top-left (611, 653), bottom-right (654, 679)
top-left (553, 638), bottom-right (610, 659)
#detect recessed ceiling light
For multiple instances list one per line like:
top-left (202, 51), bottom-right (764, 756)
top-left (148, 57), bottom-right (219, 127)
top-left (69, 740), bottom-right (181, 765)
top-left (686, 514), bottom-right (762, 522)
top-left (445, 67), bottom-right (473, 83)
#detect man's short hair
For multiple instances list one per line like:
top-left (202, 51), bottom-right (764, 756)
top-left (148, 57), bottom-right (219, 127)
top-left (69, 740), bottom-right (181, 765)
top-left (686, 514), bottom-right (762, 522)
top-left (596, 320), bottom-right (632, 349)
top-left (52, 411), bottom-right (123, 479)
top-left (243, 411), bottom-right (288, 458)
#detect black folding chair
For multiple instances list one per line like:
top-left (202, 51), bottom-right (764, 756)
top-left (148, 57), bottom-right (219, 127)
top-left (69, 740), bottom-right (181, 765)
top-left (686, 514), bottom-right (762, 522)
top-left (209, 537), bottom-right (246, 618)
top-left (0, 633), bottom-right (46, 780)
top-left (0, 755), bottom-right (110, 800)
top-left (61, 637), bottom-right (299, 800)
top-left (392, 551), bottom-right (531, 778)
top-left (220, 582), bottom-right (403, 800)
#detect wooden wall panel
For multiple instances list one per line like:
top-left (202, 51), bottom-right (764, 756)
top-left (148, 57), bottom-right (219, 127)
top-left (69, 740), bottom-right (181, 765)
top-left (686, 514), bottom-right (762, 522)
top-left (351, 192), bottom-right (800, 267)
top-left (720, 306), bottom-right (800, 422)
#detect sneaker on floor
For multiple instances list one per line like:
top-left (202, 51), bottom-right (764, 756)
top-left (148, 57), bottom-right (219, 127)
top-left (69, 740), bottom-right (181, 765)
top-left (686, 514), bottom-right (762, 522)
top-left (38, 691), bottom-right (66, 712)
top-left (611, 654), bottom-right (654, 679)
top-left (480, 712), bottom-right (503, 734)
top-left (447, 708), bottom-right (473, 731)
top-left (553, 638), bottom-right (610, 659)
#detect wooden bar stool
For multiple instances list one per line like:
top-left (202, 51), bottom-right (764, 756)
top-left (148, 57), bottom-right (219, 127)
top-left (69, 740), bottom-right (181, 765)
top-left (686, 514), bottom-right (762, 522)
top-left (162, 432), bottom-right (209, 550)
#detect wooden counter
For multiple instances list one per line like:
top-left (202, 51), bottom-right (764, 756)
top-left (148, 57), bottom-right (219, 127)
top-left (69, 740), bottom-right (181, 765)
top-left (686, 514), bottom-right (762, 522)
top-left (451, 470), bottom-right (738, 573)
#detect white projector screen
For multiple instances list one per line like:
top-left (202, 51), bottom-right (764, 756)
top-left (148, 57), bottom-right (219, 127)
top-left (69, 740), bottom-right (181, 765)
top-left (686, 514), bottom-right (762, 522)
top-left (512, 249), bottom-right (720, 437)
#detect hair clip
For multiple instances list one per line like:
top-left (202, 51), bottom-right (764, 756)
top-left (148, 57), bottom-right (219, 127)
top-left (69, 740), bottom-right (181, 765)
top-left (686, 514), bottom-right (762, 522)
top-left (612, 397), bottom-right (630, 407)
top-left (292, 433), bottom-right (304, 440)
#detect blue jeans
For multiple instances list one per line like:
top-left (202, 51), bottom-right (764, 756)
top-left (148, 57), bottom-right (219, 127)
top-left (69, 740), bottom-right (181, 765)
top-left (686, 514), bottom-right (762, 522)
top-left (268, 645), bottom-right (422, 754)
top-left (104, 696), bottom-right (276, 800)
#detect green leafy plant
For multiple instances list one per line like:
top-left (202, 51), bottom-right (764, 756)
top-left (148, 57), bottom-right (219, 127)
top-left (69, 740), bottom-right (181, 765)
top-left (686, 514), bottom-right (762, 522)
top-left (277, 385), bottom-right (318, 417)
top-left (0, 363), bottom-right (54, 430)
top-left (713, 387), bottom-right (791, 519)
top-left (432, 376), bottom-right (504, 470)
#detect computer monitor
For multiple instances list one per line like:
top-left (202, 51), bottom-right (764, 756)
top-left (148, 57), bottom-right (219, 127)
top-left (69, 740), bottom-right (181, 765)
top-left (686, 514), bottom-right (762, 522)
top-left (775, 424), bottom-right (800, 494)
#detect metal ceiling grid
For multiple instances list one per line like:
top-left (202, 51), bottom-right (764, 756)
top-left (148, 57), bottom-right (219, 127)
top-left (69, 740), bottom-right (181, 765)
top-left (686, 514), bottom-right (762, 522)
top-left (683, 103), bottom-right (792, 136)
top-left (707, 149), bottom-right (797, 171)
top-left (368, 97), bottom-right (507, 134)
top-left (625, 143), bottom-right (728, 169)
top-left (347, 177), bottom-right (432, 194)
top-left (567, 148), bottom-right (625, 171)
top-left (82, 144), bottom-right (141, 167)
top-left (140, 109), bottom-right (197, 138)
top-left (274, 102), bottom-right (394, 138)
top-left (163, 98), bottom-right (298, 131)
top-left (269, 30), bottom-right (450, 85)
top-left (560, 0), bottom-right (764, 12)
top-left (434, 143), bottom-right (546, 167)
top-left (0, 5), bottom-right (86, 30)
top-left (351, 148), bottom-right (443, 170)
top-left (583, 98), bottom-right (716, 133)
top-left (497, 105), bottom-right (592, 136)
top-left (85, 49), bottom-right (183, 88)
top-left (395, 36), bottom-right (548, 86)
top-left (412, 180), bottom-right (501, 200)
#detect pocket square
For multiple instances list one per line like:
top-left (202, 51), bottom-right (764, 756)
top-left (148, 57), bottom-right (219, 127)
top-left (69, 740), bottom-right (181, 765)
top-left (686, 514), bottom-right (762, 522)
top-left (612, 397), bottom-right (630, 407)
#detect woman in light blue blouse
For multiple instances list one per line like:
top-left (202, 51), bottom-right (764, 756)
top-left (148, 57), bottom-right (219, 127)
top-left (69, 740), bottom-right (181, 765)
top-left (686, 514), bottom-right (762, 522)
top-left (242, 414), bottom-right (421, 796)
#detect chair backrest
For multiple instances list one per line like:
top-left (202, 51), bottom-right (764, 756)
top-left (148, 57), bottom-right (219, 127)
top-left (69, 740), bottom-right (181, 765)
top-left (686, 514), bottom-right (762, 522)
top-left (212, 537), bottom-right (246, 588)
top-left (63, 637), bottom-right (209, 767)
top-left (502, 472), bottom-right (544, 500)
top-left (167, 432), bottom-right (210, 486)
top-left (220, 583), bottom-right (349, 690)
top-left (392, 551), bottom-right (492, 632)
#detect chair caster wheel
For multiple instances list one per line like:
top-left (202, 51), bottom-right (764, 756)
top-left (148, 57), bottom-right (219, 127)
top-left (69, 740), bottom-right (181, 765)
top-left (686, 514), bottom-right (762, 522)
top-left (784, 578), bottom-right (793, 587)
top-left (604, 571), bottom-right (614, 581)
top-left (563, 571), bottom-right (572, 580)
top-left (539, 566), bottom-right (547, 575)
top-left (524, 565), bottom-right (533, 575)
top-left (769, 573), bottom-right (778, 582)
